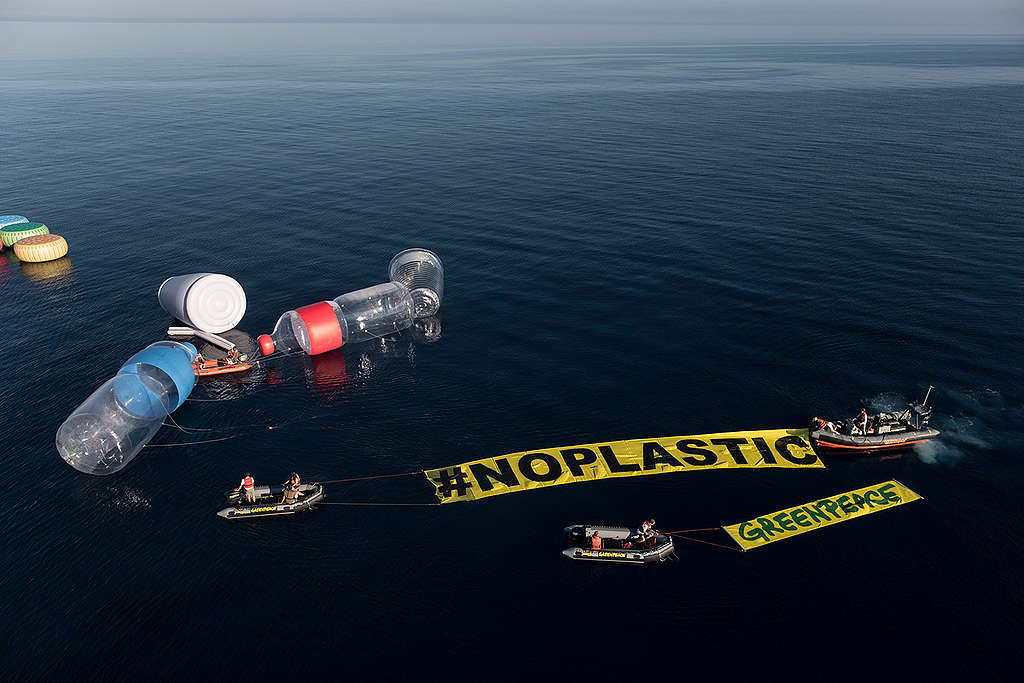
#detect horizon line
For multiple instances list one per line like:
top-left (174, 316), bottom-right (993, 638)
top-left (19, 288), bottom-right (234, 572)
top-left (0, 17), bottom-right (1019, 30)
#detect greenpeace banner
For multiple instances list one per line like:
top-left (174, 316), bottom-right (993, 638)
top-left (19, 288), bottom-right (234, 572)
top-left (425, 428), bottom-right (821, 504)
top-left (723, 480), bottom-right (922, 550)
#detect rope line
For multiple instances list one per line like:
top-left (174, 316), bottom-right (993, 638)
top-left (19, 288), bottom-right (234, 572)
top-left (317, 471), bottom-right (424, 485)
top-left (320, 501), bottom-right (440, 507)
top-left (662, 531), bottom-right (744, 553)
top-left (145, 435), bottom-right (237, 448)
top-left (661, 527), bottom-right (721, 534)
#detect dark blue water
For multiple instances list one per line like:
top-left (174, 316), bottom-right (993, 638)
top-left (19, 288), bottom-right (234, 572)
top-left (2, 24), bottom-right (1023, 679)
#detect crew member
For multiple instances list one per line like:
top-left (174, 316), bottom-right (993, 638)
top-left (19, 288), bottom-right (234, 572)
top-left (279, 472), bottom-right (303, 504)
top-left (812, 417), bottom-right (827, 430)
top-left (280, 483), bottom-right (305, 505)
top-left (224, 348), bottom-right (240, 365)
top-left (639, 518), bottom-right (656, 539)
top-left (855, 408), bottom-right (869, 435)
top-left (235, 472), bottom-right (256, 503)
top-left (590, 531), bottom-right (602, 550)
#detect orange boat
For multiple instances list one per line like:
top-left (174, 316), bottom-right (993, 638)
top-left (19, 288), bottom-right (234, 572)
top-left (194, 359), bottom-right (252, 377)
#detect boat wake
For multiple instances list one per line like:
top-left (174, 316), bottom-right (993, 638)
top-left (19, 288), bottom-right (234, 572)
top-left (909, 388), bottom-right (1023, 465)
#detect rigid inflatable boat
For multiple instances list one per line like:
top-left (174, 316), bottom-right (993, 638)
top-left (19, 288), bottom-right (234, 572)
top-left (218, 483), bottom-right (324, 519)
top-left (811, 386), bottom-right (939, 453)
top-left (562, 525), bottom-right (675, 564)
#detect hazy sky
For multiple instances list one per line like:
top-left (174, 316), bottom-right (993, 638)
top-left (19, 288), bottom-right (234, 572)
top-left (3, 0), bottom-right (1021, 29)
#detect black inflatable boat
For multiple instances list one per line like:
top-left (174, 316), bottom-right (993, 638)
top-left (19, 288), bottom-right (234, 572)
top-left (562, 525), bottom-right (675, 564)
top-left (217, 483), bottom-right (324, 519)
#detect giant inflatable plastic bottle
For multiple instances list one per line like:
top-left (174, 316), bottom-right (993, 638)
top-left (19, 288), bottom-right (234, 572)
top-left (56, 341), bottom-right (197, 475)
top-left (257, 249), bottom-right (444, 357)
top-left (257, 281), bottom-right (415, 356)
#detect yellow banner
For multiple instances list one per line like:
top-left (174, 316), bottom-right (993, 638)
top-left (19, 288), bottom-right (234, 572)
top-left (425, 428), bottom-right (822, 503)
top-left (723, 480), bottom-right (922, 550)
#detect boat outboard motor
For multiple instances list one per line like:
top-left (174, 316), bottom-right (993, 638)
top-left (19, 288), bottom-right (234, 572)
top-left (909, 385), bottom-right (935, 428)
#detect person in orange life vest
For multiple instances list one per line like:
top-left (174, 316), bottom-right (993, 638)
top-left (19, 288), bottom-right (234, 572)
top-left (590, 531), bottom-right (602, 550)
top-left (235, 472), bottom-right (256, 503)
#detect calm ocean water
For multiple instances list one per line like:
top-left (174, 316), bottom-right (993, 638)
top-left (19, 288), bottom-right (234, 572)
top-left (1, 23), bottom-right (1023, 679)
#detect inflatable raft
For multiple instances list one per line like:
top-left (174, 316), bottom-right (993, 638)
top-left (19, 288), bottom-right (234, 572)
top-left (811, 387), bottom-right (939, 453)
top-left (562, 525), bottom-right (675, 564)
top-left (218, 483), bottom-right (324, 519)
top-left (194, 359), bottom-right (252, 377)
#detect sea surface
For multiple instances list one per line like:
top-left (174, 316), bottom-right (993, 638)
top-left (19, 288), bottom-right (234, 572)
top-left (1, 23), bottom-right (1023, 679)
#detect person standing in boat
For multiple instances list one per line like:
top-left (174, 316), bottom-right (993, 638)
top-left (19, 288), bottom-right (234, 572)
top-left (855, 408), bottom-right (869, 435)
top-left (235, 472), bottom-right (256, 503)
top-left (638, 518), bottom-right (656, 539)
top-left (590, 531), bottom-right (602, 550)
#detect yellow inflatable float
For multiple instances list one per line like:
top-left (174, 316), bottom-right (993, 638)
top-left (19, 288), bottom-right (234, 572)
top-left (13, 234), bottom-right (69, 263)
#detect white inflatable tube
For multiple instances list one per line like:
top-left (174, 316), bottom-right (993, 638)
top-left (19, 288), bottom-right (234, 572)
top-left (166, 326), bottom-right (237, 351)
top-left (158, 273), bottom-right (246, 333)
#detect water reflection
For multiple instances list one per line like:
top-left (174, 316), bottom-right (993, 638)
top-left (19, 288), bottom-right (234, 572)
top-left (410, 314), bottom-right (443, 344)
top-left (307, 349), bottom-right (350, 400)
top-left (21, 255), bottom-right (74, 284)
top-left (348, 314), bottom-right (443, 384)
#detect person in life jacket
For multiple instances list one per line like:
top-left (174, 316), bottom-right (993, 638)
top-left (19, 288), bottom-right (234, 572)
top-left (590, 531), bottom-right (602, 550)
top-left (235, 472), bottom-right (256, 503)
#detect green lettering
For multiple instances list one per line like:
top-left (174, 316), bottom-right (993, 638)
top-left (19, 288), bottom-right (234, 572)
top-left (738, 521), bottom-right (768, 543)
top-left (864, 490), bottom-right (883, 506)
top-left (758, 517), bottom-right (780, 537)
top-left (878, 483), bottom-right (900, 503)
top-left (836, 495), bottom-right (857, 514)
top-left (791, 507), bottom-right (812, 527)
top-left (817, 499), bottom-right (839, 518)
top-left (851, 493), bottom-right (867, 510)
top-left (773, 512), bottom-right (797, 532)
top-left (805, 504), bottom-right (830, 523)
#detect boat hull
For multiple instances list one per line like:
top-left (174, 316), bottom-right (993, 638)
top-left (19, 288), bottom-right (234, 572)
top-left (195, 361), bottom-right (252, 377)
top-left (218, 483), bottom-right (324, 518)
top-left (811, 428), bottom-right (940, 453)
top-left (562, 524), bottom-right (674, 564)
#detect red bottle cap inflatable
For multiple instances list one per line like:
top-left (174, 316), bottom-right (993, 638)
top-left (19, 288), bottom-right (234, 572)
top-left (257, 334), bottom-right (275, 356)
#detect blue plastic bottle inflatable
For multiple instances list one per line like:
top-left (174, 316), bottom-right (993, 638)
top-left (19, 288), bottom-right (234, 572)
top-left (56, 341), bottom-right (197, 475)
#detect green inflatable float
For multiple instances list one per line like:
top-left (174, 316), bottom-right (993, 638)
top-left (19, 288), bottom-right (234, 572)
top-left (0, 222), bottom-right (49, 248)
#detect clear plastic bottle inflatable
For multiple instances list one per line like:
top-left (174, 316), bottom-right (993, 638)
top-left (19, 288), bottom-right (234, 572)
top-left (258, 281), bottom-right (415, 356)
top-left (56, 341), bottom-right (197, 475)
top-left (388, 248), bottom-right (444, 318)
